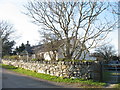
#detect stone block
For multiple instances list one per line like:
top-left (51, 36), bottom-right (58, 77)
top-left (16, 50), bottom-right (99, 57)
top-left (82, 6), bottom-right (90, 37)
top-left (63, 74), bottom-right (68, 78)
top-left (38, 69), bottom-right (45, 74)
top-left (62, 65), bottom-right (67, 69)
top-left (55, 72), bottom-right (60, 76)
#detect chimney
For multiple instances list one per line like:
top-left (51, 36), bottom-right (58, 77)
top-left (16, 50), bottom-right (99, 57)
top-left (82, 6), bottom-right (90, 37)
top-left (27, 41), bottom-right (29, 45)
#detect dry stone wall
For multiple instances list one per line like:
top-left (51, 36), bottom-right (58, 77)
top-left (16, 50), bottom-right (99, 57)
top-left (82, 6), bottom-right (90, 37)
top-left (2, 59), bottom-right (102, 81)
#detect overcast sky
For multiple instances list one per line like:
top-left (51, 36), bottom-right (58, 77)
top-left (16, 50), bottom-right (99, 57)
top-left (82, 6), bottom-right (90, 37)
top-left (0, 0), bottom-right (118, 54)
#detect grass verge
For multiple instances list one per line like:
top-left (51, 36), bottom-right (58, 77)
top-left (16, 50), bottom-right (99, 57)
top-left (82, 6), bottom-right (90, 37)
top-left (113, 84), bottom-right (120, 89)
top-left (1, 64), bottom-right (106, 88)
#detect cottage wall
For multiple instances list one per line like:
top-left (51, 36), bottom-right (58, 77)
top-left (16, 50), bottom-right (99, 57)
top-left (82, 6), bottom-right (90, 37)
top-left (32, 38), bottom-right (96, 60)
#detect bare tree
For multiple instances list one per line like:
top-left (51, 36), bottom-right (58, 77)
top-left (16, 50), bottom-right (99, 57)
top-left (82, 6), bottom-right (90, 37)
top-left (0, 21), bottom-right (14, 43)
top-left (24, 1), bottom-right (117, 60)
top-left (94, 45), bottom-right (116, 61)
top-left (109, 2), bottom-right (120, 15)
top-left (42, 33), bottom-right (61, 61)
top-left (0, 20), bottom-right (15, 56)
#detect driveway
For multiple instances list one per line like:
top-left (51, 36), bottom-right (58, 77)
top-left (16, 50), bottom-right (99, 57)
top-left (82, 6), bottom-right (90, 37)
top-left (2, 68), bottom-right (66, 88)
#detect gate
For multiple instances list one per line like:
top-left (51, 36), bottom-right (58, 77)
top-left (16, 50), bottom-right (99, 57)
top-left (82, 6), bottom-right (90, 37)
top-left (102, 61), bottom-right (120, 84)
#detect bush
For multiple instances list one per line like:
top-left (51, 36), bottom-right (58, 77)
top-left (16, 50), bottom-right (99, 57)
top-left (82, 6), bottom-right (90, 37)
top-left (58, 58), bottom-right (65, 61)
top-left (31, 58), bottom-right (39, 61)
top-left (58, 59), bottom-right (95, 62)
top-left (81, 60), bottom-right (95, 62)
top-left (3, 55), bottom-right (19, 60)
top-left (3, 55), bottom-right (10, 59)
top-left (9, 55), bottom-right (19, 60)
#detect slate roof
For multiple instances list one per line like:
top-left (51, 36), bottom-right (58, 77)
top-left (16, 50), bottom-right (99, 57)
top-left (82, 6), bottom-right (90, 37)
top-left (31, 37), bottom-right (88, 54)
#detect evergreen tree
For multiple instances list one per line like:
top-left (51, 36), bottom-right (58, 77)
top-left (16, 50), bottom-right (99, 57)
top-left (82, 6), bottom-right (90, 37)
top-left (2, 40), bottom-right (15, 56)
top-left (15, 43), bottom-right (25, 54)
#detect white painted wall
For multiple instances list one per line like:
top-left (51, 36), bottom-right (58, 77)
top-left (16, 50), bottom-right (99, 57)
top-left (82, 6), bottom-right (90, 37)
top-left (43, 51), bottom-right (58, 60)
top-left (44, 52), bottom-right (51, 61)
top-left (38, 49), bottom-right (96, 61)
top-left (35, 38), bottom-right (96, 60)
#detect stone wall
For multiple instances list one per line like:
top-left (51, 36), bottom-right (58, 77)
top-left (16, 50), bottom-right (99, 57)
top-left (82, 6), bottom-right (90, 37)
top-left (2, 59), bottom-right (102, 81)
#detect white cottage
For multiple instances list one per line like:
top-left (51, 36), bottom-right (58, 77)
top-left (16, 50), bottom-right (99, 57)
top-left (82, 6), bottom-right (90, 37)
top-left (32, 38), bottom-right (96, 61)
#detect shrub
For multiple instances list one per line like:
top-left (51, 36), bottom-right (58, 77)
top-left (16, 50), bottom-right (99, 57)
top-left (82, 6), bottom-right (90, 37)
top-left (81, 60), bottom-right (95, 62)
top-left (3, 55), bottom-right (19, 60)
top-left (31, 58), bottom-right (39, 61)
top-left (3, 55), bottom-right (10, 59)
top-left (9, 55), bottom-right (19, 60)
top-left (58, 59), bottom-right (95, 62)
top-left (58, 58), bottom-right (65, 61)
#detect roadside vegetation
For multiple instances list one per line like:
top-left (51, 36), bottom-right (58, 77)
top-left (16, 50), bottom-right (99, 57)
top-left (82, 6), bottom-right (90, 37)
top-left (1, 64), bottom-right (107, 88)
top-left (113, 84), bottom-right (120, 89)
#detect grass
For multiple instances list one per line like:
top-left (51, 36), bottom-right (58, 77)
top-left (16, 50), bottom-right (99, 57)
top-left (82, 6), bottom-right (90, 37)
top-left (1, 64), bottom-right (106, 88)
top-left (113, 84), bottom-right (120, 89)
